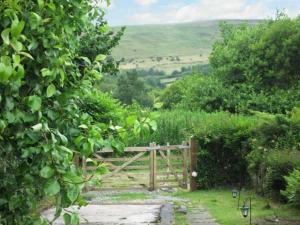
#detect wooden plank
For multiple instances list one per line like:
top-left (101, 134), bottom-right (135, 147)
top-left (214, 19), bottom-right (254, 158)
top-left (167, 142), bottom-right (170, 179)
top-left (158, 150), bottom-right (181, 186)
top-left (93, 157), bottom-right (150, 162)
top-left (93, 153), bottom-right (104, 161)
top-left (95, 145), bottom-right (188, 154)
top-left (190, 137), bottom-right (198, 191)
top-left (86, 165), bottom-right (149, 171)
top-left (93, 156), bottom-right (180, 163)
top-left (157, 179), bottom-right (178, 183)
top-left (157, 172), bottom-right (182, 176)
top-left (102, 151), bottom-right (146, 178)
top-left (149, 143), bottom-right (157, 191)
top-left (182, 141), bottom-right (188, 189)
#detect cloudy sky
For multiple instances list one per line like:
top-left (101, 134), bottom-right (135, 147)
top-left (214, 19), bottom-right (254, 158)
top-left (102, 0), bottom-right (300, 26)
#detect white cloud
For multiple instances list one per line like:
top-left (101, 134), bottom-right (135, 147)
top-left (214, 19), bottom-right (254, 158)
top-left (134, 0), bottom-right (158, 6)
top-left (128, 0), bottom-right (273, 24)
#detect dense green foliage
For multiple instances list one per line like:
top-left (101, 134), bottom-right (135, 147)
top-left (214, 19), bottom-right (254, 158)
top-left (211, 16), bottom-right (300, 89)
top-left (144, 108), bottom-right (300, 205)
top-left (282, 169), bottom-right (300, 208)
top-left (161, 74), bottom-right (235, 112)
top-left (113, 71), bottom-right (153, 107)
top-left (133, 110), bottom-right (266, 188)
top-left (161, 15), bottom-right (300, 114)
top-left (247, 109), bottom-right (300, 202)
top-left (0, 1), bottom-right (153, 224)
top-left (210, 15), bottom-right (300, 113)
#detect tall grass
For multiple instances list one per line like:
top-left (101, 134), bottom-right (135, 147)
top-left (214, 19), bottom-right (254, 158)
top-left (130, 109), bottom-right (265, 146)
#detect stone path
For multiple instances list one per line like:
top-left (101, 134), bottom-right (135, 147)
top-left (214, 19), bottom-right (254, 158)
top-left (187, 207), bottom-right (220, 225)
top-left (43, 204), bottom-right (162, 225)
top-left (42, 188), bottom-right (219, 225)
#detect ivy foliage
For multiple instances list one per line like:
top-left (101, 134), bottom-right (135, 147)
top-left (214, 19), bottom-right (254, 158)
top-left (0, 0), bottom-right (149, 224)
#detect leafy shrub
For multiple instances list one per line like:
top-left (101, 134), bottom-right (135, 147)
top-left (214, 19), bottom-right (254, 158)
top-left (209, 15), bottom-right (300, 113)
top-left (247, 109), bottom-right (300, 200)
top-left (281, 169), bottom-right (300, 208)
top-left (0, 1), bottom-right (129, 224)
top-left (193, 112), bottom-right (265, 188)
top-left (161, 74), bottom-right (236, 112)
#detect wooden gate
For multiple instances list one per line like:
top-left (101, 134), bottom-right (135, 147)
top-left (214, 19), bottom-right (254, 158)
top-left (83, 138), bottom-right (198, 191)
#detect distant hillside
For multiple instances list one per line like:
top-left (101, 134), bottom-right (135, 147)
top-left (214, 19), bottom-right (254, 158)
top-left (112, 20), bottom-right (261, 73)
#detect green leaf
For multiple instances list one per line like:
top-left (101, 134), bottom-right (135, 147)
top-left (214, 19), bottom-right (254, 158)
top-left (46, 84), bottom-right (56, 97)
top-left (79, 56), bottom-right (91, 65)
top-left (63, 213), bottom-right (71, 225)
top-left (96, 164), bottom-right (108, 175)
top-left (9, 195), bottom-right (20, 210)
top-left (0, 63), bottom-right (13, 82)
top-left (40, 166), bottom-right (55, 178)
top-left (31, 123), bottom-right (42, 131)
top-left (95, 54), bottom-right (106, 62)
top-left (149, 120), bottom-right (157, 131)
top-left (126, 115), bottom-right (137, 126)
top-left (79, 124), bottom-right (88, 129)
top-left (10, 40), bottom-right (23, 52)
top-left (14, 64), bottom-right (25, 79)
top-left (62, 173), bottom-right (84, 184)
top-left (29, 12), bottom-right (42, 29)
top-left (11, 19), bottom-right (25, 38)
top-left (153, 102), bottom-right (163, 109)
top-left (20, 52), bottom-right (34, 60)
top-left (38, 0), bottom-right (45, 8)
top-left (44, 179), bottom-right (60, 196)
top-left (1, 28), bottom-right (10, 45)
top-left (57, 131), bottom-right (68, 144)
top-left (28, 95), bottom-right (42, 112)
top-left (67, 185), bottom-right (79, 202)
top-left (71, 213), bottom-right (79, 225)
top-left (59, 146), bottom-right (73, 155)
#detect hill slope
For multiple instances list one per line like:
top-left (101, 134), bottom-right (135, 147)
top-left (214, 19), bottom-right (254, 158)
top-left (112, 20), bottom-right (260, 73)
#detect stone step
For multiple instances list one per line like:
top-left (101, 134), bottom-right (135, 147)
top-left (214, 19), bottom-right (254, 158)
top-left (187, 207), bottom-right (220, 225)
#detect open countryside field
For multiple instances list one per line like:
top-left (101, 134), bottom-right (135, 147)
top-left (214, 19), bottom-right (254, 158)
top-left (112, 20), bottom-right (261, 73)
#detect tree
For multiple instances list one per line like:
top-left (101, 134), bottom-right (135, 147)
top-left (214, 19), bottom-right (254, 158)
top-left (209, 14), bottom-right (300, 113)
top-left (114, 71), bottom-right (153, 107)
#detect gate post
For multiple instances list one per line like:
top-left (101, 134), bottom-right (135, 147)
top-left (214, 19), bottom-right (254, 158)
top-left (167, 142), bottom-right (170, 179)
top-left (182, 141), bottom-right (188, 189)
top-left (149, 142), bottom-right (157, 191)
top-left (189, 137), bottom-right (198, 191)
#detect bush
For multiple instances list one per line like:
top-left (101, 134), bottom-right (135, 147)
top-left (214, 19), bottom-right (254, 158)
top-left (282, 169), bottom-right (300, 208)
top-left (247, 109), bottom-right (300, 200)
top-left (193, 112), bottom-right (265, 188)
top-left (209, 15), bottom-right (300, 113)
top-left (161, 74), bottom-right (236, 112)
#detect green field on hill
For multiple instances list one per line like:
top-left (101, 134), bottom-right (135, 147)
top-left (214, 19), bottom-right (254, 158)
top-left (112, 20), bottom-right (260, 73)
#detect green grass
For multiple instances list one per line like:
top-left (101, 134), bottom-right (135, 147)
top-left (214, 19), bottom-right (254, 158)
top-left (112, 20), bottom-right (261, 68)
top-left (173, 189), bottom-right (300, 225)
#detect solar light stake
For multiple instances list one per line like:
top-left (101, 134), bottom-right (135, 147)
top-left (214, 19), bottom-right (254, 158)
top-left (232, 188), bottom-right (241, 209)
top-left (240, 197), bottom-right (252, 225)
top-left (238, 188), bottom-right (241, 209)
top-left (232, 189), bottom-right (238, 198)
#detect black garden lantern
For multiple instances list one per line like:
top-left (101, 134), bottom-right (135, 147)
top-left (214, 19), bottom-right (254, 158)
top-left (240, 198), bottom-right (252, 225)
top-left (241, 204), bottom-right (250, 217)
top-left (232, 189), bottom-right (238, 198)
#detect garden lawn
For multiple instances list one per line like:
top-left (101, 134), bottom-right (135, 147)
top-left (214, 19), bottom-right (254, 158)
top-left (173, 189), bottom-right (300, 225)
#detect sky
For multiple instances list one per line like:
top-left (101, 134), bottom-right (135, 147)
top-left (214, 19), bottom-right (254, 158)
top-left (99, 0), bottom-right (300, 26)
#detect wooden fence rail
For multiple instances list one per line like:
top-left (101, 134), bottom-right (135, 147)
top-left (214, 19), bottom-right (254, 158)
top-left (82, 138), bottom-right (198, 191)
